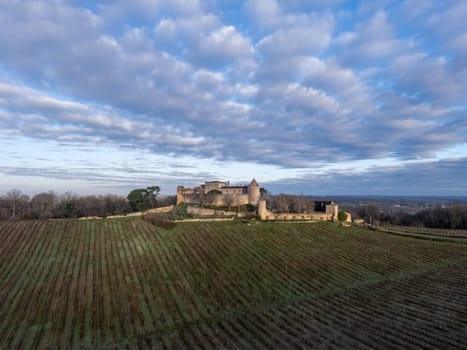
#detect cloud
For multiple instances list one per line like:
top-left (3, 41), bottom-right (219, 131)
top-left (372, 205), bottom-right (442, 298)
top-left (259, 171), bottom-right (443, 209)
top-left (0, 0), bottom-right (466, 195)
top-left (244, 0), bottom-right (281, 29)
top-left (400, 0), bottom-right (435, 19)
top-left (427, 1), bottom-right (467, 37)
top-left (99, 0), bottom-right (204, 22)
top-left (154, 14), bottom-right (254, 70)
top-left (0, 81), bottom-right (206, 148)
top-left (256, 12), bottom-right (334, 60)
top-left (154, 14), bottom-right (219, 51)
top-left (0, 163), bottom-right (218, 196)
top-left (265, 158), bottom-right (467, 196)
top-left (425, 1), bottom-right (467, 71)
top-left (189, 25), bottom-right (254, 68)
top-left (389, 53), bottom-right (466, 104)
top-left (334, 10), bottom-right (403, 65)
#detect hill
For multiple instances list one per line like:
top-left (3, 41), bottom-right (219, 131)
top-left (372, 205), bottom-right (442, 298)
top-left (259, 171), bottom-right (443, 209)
top-left (0, 219), bottom-right (466, 348)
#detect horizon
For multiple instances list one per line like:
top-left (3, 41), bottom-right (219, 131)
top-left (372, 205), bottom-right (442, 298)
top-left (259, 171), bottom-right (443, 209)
top-left (3, 182), bottom-right (467, 201)
top-left (1, 1), bottom-right (466, 197)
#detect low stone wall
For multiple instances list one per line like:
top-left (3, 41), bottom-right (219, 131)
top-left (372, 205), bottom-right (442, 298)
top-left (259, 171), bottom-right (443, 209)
top-left (102, 205), bottom-right (174, 219)
top-left (102, 212), bottom-right (143, 219)
top-left (343, 211), bottom-right (352, 222)
top-left (261, 212), bottom-right (331, 221)
top-left (146, 205), bottom-right (174, 214)
top-left (187, 206), bottom-right (237, 217)
top-left (173, 217), bottom-right (235, 223)
top-left (78, 216), bottom-right (103, 220)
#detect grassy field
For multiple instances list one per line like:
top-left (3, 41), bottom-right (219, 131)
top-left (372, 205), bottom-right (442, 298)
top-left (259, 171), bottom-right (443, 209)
top-left (378, 224), bottom-right (467, 238)
top-left (0, 218), bottom-right (466, 349)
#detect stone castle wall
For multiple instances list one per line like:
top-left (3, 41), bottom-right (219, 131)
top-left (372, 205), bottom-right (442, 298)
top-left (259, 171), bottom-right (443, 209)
top-left (180, 193), bottom-right (250, 207)
top-left (187, 206), bottom-right (238, 217)
top-left (176, 180), bottom-right (341, 223)
top-left (258, 200), bottom-right (338, 222)
top-left (177, 179), bottom-right (260, 207)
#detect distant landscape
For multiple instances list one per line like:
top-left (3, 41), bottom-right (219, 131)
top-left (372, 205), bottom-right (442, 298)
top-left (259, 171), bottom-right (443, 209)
top-left (2, 187), bottom-right (467, 229)
top-left (328, 195), bottom-right (467, 228)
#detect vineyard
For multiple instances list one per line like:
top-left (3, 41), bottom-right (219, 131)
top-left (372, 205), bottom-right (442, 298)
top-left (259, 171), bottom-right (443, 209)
top-left (1, 219), bottom-right (466, 349)
top-left (378, 224), bottom-right (467, 239)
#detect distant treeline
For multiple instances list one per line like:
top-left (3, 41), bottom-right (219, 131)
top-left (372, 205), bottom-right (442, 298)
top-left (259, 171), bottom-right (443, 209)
top-left (3, 189), bottom-right (467, 230)
top-left (355, 205), bottom-right (467, 230)
top-left (0, 189), bottom-right (176, 220)
top-left (266, 194), bottom-right (316, 213)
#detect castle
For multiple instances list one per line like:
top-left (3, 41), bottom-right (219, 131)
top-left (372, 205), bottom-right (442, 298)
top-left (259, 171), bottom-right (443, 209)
top-left (177, 179), bottom-right (261, 207)
top-left (176, 178), bottom-right (339, 222)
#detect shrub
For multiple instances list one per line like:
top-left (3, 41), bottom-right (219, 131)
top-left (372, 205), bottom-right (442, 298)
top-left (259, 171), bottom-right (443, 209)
top-left (142, 213), bottom-right (176, 229)
top-left (338, 211), bottom-right (348, 222)
top-left (170, 204), bottom-right (191, 219)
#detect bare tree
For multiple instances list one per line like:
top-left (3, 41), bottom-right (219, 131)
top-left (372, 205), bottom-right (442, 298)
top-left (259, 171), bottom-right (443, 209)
top-left (53, 191), bottom-right (79, 218)
top-left (31, 191), bottom-right (56, 218)
top-left (103, 195), bottom-right (131, 216)
top-left (268, 194), bottom-right (315, 213)
top-left (6, 189), bottom-right (29, 218)
top-left (0, 196), bottom-right (11, 219)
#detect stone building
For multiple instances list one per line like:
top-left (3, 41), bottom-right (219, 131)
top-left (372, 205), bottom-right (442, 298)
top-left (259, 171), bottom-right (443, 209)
top-left (177, 179), bottom-right (339, 222)
top-left (177, 179), bottom-right (261, 207)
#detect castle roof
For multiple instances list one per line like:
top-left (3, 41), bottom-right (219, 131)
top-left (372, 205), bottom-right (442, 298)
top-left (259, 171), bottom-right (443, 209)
top-left (249, 178), bottom-right (259, 187)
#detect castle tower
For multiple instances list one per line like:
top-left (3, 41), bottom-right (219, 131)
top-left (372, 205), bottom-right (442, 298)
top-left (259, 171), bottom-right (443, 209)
top-left (258, 199), bottom-right (267, 220)
top-left (326, 203), bottom-right (339, 221)
top-left (176, 186), bottom-right (185, 205)
top-left (248, 178), bottom-right (260, 206)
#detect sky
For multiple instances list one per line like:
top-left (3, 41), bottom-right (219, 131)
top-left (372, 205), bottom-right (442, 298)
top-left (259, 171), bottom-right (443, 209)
top-left (1, 0), bottom-right (467, 197)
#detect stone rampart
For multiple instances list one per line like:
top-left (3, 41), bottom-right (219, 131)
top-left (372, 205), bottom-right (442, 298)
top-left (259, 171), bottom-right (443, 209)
top-left (146, 205), bottom-right (174, 214)
top-left (177, 179), bottom-right (259, 207)
top-left (187, 206), bottom-right (238, 217)
top-left (180, 194), bottom-right (249, 207)
top-left (258, 200), bottom-right (336, 222)
top-left (173, 217), bottom-right (235, 223)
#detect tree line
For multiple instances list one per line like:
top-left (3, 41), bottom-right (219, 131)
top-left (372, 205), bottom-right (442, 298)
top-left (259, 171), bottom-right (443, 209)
top-left (354, 205), bottom-right (467, 230)
top-left (0, 188), bottom-right (175, 220)
top-left (4, 188), bottom-right (465, 230)
top-left (266, 194), bottom-right (316, 213)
